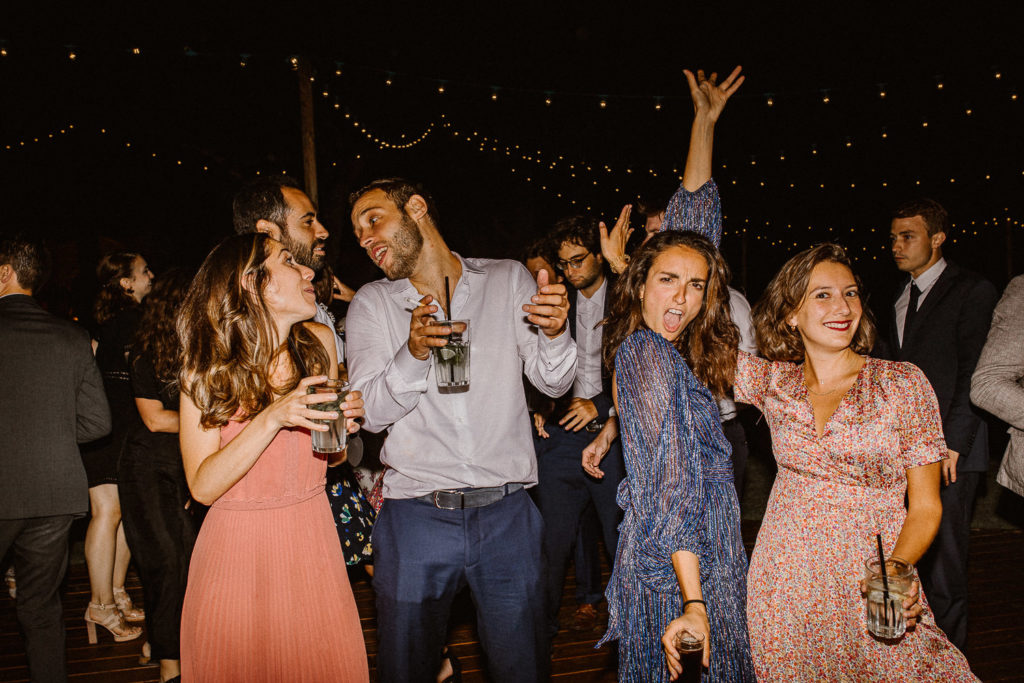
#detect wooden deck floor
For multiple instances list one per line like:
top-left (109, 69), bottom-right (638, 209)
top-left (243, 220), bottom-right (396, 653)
top-left (2, 524), bottom-right (1022, 681)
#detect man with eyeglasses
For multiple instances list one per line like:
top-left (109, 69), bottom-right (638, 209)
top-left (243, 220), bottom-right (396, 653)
top-left (532, 215), bottom-right (624, 640)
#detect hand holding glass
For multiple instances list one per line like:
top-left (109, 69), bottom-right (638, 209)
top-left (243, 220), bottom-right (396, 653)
top-left (673, 629), bottom-right (704, 683)
top-left (864, 556), bottom-right (914, 639)
top-left (307, 379), bottom-right (350, 453)
top-left (432, 320), bottom-right (470, 389)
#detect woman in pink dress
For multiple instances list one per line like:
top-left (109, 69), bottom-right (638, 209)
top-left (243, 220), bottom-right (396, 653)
top-left (738, 243), bottom-right (977, 681)
top-left (177, 233), bottom-right (369, 682)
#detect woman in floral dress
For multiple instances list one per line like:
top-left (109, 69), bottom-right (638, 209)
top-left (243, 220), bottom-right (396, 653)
top-left (736, 243), bottom-right (977, 681)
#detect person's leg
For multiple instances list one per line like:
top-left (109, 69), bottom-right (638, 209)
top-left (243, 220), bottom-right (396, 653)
top-left (721, 417), bottom-right (749, 507)
top-left (120, 455), bottom-right (196, 666)
top-left (10, 515), bottom-right (75, 683)
top-left (917, 472), bottom-right (980, 650)
top-left (573, 505), bottom-right (603, 606)
top-left (466, 489), bottom-right (548, 683)
top-left (112, 520), bottom-right (132, 593)
top-left (586, 439), bottom-right (625, 566)
top-left (373, 498), bottom-right (464, 683)
top-left (85, 483), bottom-right (121, 605)
top-left (533, 429), bottom-right (591, 639)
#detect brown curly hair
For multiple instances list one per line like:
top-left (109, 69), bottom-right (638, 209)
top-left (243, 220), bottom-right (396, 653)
top-left (752, 243), bottom-right (876, 362)
top-left (94, 252), bottom-right (141, 325)
top-left (177, 233), bottom-right (329, 429)
top-left (134, 268), bottom-right (194, 397)
top-left (602, 231), bottom-right (738, 398)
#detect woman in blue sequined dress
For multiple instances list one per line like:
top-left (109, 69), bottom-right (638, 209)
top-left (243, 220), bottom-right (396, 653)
top-left (584, 67), bottom-right (755, 682)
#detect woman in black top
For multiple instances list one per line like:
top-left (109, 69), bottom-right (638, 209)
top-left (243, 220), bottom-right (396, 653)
top-left (120, 269), bottom-right (196, 683)
top-left (83, 252), bottom-right (152, 643)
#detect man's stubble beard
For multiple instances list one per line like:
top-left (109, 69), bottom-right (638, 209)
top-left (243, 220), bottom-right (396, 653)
top-left (383, 214), bottom-right (425, 281)
top-left (279, 227), bottom-right (326, 274)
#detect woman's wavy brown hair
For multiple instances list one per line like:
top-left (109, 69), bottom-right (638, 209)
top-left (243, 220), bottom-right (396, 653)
top-left (94, 251), bottom-right (141, 325)
top-left (134, 268), bottom-right (194, 398)
top-left (177, 233), bottom-right (329, 429)
top-left (752, 243), bottom-right (877, 362)
top-left (602, 231), bottom-right (738, 398)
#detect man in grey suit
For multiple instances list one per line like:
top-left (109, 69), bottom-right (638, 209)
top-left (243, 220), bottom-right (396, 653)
top-left (886, 199), bottom-right (999, 650)
top-left (971, 274), bottom-right (1024, 497)
top-left (0, 235), bottom-right (111, 683)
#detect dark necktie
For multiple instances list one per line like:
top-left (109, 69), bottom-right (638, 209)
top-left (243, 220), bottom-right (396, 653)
top-left (903, 282), bottom-right (921, 343)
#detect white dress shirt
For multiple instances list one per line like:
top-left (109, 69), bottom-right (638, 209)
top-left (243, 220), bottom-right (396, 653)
top-left (720, 287), bottom-right (757, 421)
top-left (896, 257), bottom-right (947, 345)
top-left (573, 278), bottom-right (607, 400)
top-left (346, 255), bottom-right (577, 499)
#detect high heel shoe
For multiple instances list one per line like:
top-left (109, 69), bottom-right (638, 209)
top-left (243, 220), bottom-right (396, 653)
top-left (84, 602), bottom-right (143, 644)
top-left (113, 586), bottom-right (145, 622)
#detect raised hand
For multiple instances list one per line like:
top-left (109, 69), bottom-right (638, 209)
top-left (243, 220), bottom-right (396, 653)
top-left (600, 204), bottom-right (635, 275)
top-left (407, 295), bottom-right (453, 360)
top-left (523, 267), bottom-right (569, 338)
top-left (684, 65), bottom-right (744, 123)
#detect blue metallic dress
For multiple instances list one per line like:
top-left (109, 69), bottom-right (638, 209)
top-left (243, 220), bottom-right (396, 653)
top-left (598, 180), bottom-right (756, 682)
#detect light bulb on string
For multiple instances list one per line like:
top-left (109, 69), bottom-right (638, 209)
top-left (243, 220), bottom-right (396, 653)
top-left (878, 84), bottom-right (887, 98)
top-left (654, 98), bottom-right (663, 111)
top-left (765, 94), bottom-right (775, 107)
top-left (821, 90), bottom-right (830, 104)
top-left (599, 99), bottom-right (607, 109)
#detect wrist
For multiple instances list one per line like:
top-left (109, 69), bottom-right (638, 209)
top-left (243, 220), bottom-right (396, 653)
top-left (682, 598), bottom-right (707, 614)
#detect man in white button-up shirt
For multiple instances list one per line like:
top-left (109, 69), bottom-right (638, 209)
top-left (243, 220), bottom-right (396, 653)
top-left (347, 178), bottom-right (575, 683)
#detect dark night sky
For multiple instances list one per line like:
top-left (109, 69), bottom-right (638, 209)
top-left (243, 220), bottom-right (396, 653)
top-left (2, 1), bottom-right (1023, 320)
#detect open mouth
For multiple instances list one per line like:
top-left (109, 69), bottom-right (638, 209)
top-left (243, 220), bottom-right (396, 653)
top-left (371, 245), bottom-right (388, 265)
top-left (663, 308), bottom-right (684, 333)
top-left (823, 321), bottom-right (852, 331)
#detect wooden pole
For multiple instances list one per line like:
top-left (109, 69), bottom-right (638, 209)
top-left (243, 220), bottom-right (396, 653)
top-left (297, 57), bottom-right (318, 205)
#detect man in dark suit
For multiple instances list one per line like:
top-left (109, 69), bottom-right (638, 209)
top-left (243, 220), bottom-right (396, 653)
top-left (532, 216), bottom-right (624, 639)
top-left (0, 235), bottom-right (111, 683)
top-left (886, 199), bottom-right (998, 649)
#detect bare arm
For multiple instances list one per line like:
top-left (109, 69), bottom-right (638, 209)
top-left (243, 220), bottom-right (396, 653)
top-left (681, 66), bottom-right (744, 192)
top-left (663, 551), bottom-right (710, 677)
top-left (891, 461), bottom-right (943, 565)
top-left (135, 397), bottom-right (179, 433)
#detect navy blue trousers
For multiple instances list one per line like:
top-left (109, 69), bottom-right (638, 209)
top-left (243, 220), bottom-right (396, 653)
top-left (533, 424), bottom-right (624, 638)
top-left (373, 489), bottom-right (548, 683)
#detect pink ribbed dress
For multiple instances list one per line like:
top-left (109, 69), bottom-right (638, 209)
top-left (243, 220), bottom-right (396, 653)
top-left (180, 421), bottom-right (369, 682)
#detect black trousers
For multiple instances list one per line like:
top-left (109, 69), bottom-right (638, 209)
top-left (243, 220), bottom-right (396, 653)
top-left (918, 471), bottom-right (980, 651)
top-left (118, 452), bottom-right (197, 661)
top-left (721, 417), bottom-right (749, 506)
top-left (0, 514), bottom-right (75, 683)
top-left (533, 424), bottom-right (625, 639)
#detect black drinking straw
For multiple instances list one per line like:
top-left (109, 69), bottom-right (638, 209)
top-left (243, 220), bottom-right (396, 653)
top-left (875, 533), bottom-right (892, 627)
top-left (444, 276), bottom-right (455, 382)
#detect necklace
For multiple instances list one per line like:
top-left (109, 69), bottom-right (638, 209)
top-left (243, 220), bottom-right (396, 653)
top-left (803, 354), bottom-right (862, 396)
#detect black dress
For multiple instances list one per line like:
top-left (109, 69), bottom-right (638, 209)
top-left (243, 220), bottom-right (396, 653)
top-left (118, 350), bottom-right (197, 661)
top-left (81, 307), bottom-right (141, 486)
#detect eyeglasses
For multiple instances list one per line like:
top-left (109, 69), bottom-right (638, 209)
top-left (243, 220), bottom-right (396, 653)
top-left (555, 253), bottom-right (591, 271)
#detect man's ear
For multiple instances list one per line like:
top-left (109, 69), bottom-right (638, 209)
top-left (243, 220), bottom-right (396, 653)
top-left (404, 194), bottom-right (429, 223)
top-left (0, 264), bottom-right (11, 283)
top-left (255, 219), bottom-right (283, 240)
top-left (931, 231), bottom-right (947, 251)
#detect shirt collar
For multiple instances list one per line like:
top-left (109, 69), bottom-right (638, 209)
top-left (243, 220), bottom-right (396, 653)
top-left (576, 276), bottom-right (607, 308)
top-left (911, 257), bottom-right (947, 292)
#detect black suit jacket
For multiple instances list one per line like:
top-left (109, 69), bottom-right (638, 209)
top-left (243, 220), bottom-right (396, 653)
top-left (561, 276), bottom-right (615, 420)
top-left (0, 294), bottom-right (111, 518)
top-left (884, 262), bottom-right (998, 472)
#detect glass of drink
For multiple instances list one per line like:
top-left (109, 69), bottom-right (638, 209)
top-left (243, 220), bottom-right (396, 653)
top-left (308, 379), bottom-right (349, 454)
top-left (864, 556), bottom-right (914, 639)
top-left (673, 629), bottom-right (704, 683)
top-left (432, 320), bottom-right (470, 390)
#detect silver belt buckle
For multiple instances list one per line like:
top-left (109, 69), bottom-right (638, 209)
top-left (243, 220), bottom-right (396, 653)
top-left (432, 489), bottom-right (462, 510)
